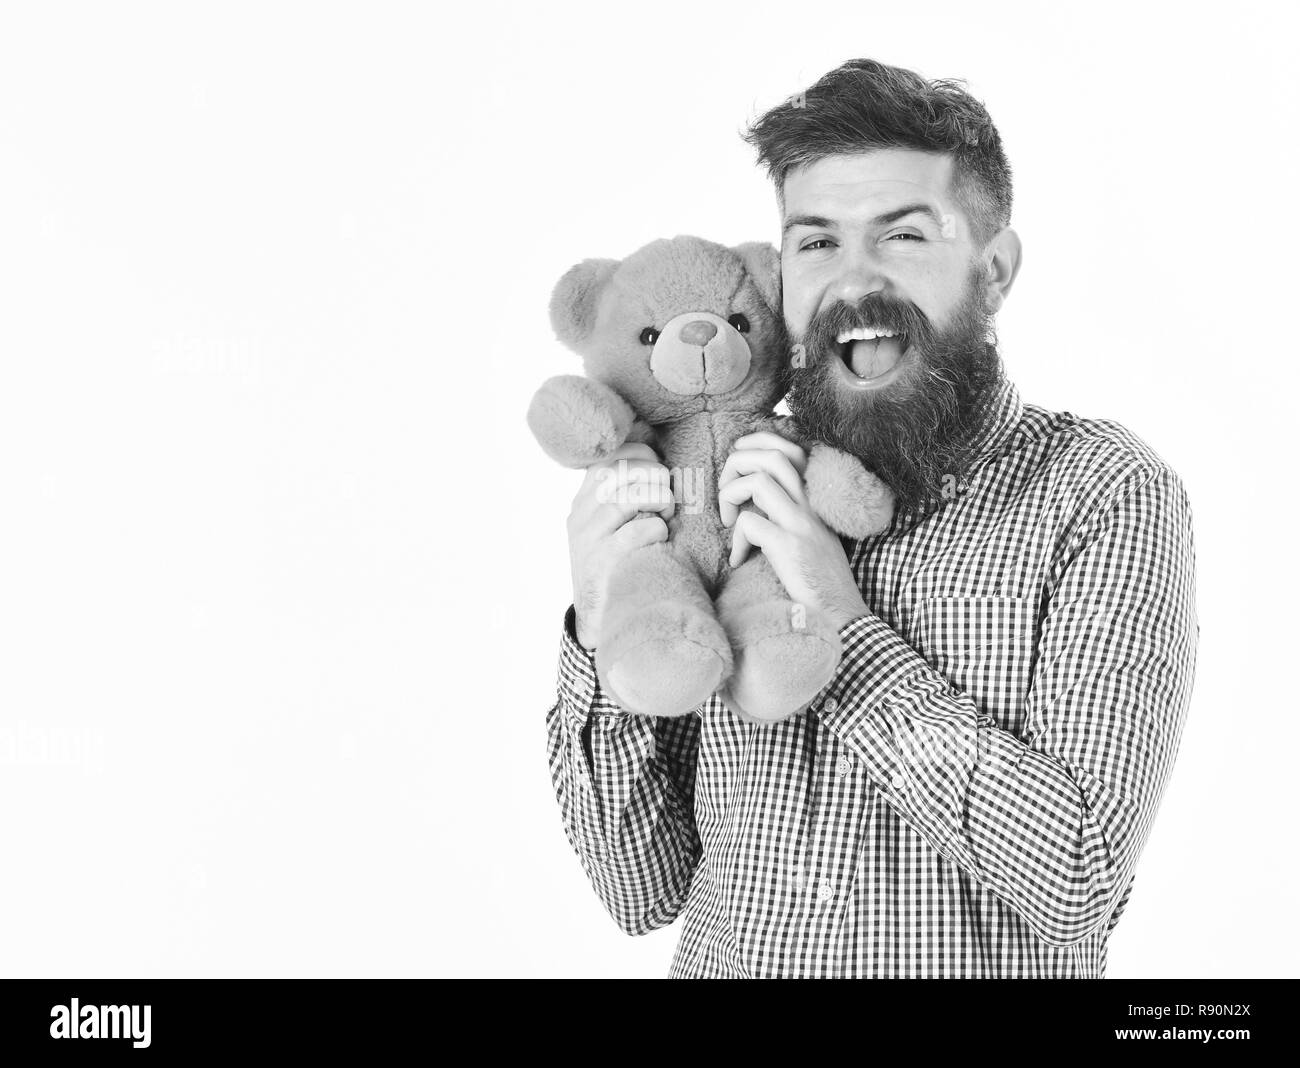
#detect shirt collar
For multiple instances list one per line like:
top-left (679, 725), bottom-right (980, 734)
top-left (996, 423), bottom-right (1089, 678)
top-left (963, 374), bottom-right (1024, 475)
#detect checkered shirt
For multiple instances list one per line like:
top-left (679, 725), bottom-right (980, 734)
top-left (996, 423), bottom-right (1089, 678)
top-left (544, 376), bottom-right (1198, 978)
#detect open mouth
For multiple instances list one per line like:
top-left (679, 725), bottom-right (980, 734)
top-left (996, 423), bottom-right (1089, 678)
top-left (834, 326), bottom-right (909, 386)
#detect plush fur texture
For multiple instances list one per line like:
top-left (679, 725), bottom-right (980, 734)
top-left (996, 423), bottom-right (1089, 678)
top-left (529, 235), bottom-right (895, 723)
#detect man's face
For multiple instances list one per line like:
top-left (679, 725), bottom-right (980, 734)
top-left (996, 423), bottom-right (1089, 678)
top-left (780, 148), bottom-right (1005, 507)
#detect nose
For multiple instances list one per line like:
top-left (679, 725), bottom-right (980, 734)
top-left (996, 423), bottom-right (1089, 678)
top-left (830, 248), bottom-right (888, 306)
top-left (678, 320), bottom-right (717, 346)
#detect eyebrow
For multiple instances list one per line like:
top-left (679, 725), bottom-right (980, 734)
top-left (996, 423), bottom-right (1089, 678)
top-left (873, 203), bottom-right (946, 228)
top-left (782, 203), bottom-right (947, 234)
top-left (782, 213), bottom-right (835, 235)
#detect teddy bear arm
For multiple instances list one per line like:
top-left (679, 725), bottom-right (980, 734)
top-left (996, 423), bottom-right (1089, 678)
top-left (625, 418), bottom-right (659, 451)
top-left (527, 374), bottom-right (636, 468)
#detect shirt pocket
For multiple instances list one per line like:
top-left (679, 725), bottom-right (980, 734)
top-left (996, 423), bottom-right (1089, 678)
top-left (906, 595), bottom-right (1039, 734)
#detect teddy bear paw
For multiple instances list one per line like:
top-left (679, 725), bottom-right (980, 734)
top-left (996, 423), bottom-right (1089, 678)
top-left (719, 601), bottom-right (841, 724)
top-left (805, 444), bottom-right (895, 538)
top-left (527, 375), bottom-right (635, 469)
top-left (596, 602), bottom-right (732, 718)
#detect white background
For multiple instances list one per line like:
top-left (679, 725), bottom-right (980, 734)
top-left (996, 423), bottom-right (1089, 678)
top-left (1, 0), bottom-right (1296, 978)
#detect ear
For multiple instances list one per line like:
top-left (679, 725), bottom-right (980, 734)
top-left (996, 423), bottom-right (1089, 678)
top-left (981, 228), bottom-right (1022, 315)
top-left (731, 242), bottom-right (782, 317)
top-left (549, 258), bottom-right (619, 348)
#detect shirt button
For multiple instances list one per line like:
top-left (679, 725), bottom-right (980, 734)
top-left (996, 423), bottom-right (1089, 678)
top-left (822, 697), bottom-right (839, 714)
top-left (891, 772), bottom-right (906, 790)
top-left (836, 756), bottom-right (852, 777)
top-left (817, 879), bottom-right (834, 902)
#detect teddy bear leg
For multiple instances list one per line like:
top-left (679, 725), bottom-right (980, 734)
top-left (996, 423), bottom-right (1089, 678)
top-left (595, 543), bottom-right (732, 718)
top-left (714, 555), bottom-right (841, 725)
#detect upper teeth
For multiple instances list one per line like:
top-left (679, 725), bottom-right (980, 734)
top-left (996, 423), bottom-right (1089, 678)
top-left (837, 327), bottom-right (897, 344)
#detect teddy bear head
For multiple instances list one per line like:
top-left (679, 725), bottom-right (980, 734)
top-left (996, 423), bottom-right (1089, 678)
top-left (549, 235), bottom-right (790, 423)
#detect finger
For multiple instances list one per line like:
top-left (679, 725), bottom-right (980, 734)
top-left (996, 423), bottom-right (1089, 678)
top-left (719, 449), bottom-right (807, 508)
top-left (580, 442), bottom-right (660, 489)
top-left (597, 441), bottom-right (659, 467)
top-left (731, 431), bottom-right (808, 473)
top-left (718, 472), bottom-right (804, 529)
top-left (602, 464), bottom-right (676, 521)
top-left (579, 460), bottom-right (675, 524)
top-left (591, 492), bottom-right (675, 534)
top-left (574, 478), bottom-right (673, 533)
top-left (612, 514), bottom-right (669, 550)
top-left (730, 510), bottom-right (778, 567)
top-left (572, 472), bottom-right (666, 529)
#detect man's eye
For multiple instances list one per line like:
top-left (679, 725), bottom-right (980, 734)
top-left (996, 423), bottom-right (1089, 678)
top-left (886, 232), bottom-right (923, 241)
top-left (799, 239), bottom-right (834, 252)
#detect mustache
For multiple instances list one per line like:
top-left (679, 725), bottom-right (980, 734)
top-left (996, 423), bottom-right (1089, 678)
top-left (801, 294), bottom-right (935, 356)
top-left (786, 268), bottom-right (1002, 509)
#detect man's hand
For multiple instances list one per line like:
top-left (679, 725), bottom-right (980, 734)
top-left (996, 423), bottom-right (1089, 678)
top-left (719, 431), bottom-right (870, 632)
top-left (567, 443), bottom-right (675, 651)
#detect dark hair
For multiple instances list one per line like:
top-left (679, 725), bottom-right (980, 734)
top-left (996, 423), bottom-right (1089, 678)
top-left (743, 59), bottom-right (1012, 245)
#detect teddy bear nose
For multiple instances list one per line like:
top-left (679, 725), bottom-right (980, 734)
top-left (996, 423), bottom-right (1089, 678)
top-left (679, 320), bottom-right (718, 346)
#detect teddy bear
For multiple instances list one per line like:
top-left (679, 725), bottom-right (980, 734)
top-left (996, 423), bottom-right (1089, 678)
top-left (528, 235), bottom-right (894, 724)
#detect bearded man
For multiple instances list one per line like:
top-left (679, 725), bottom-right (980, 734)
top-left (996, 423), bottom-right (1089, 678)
top-left (545, 58), bottom-right (1198, 978)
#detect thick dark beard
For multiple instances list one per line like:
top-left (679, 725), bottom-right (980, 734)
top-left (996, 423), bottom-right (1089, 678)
top-left (787, 268), bottom-right (1004, 510)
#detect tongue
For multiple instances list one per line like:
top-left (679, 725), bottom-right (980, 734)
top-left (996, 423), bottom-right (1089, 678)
top-left (849, 337), bottom-right (903, 379)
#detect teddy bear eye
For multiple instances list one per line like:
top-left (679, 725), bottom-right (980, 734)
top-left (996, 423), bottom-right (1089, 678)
top-left (727, 314), bottom-right (750, 334)
top-left (639, 327), bottom-right (660, 346)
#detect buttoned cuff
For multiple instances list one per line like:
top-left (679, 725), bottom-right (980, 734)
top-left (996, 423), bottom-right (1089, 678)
top-left (817, 612), bottom-right (983, 869)
top-left (823, 613), bottom-right (927, 712)
top-left (557, 605), bottom-right (629, 733)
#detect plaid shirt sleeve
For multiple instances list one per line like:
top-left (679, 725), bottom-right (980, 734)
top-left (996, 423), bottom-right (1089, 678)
top-left (544, 606), bottom-right (703, 935)
top-left (819, 463), bottom-right (1198, 947)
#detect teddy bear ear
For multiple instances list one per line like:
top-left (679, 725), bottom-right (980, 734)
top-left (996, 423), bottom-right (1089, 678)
top-left (731, 242), bottom-right (782, 317)
top-left (549, 258), bottom-right (619, 349)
